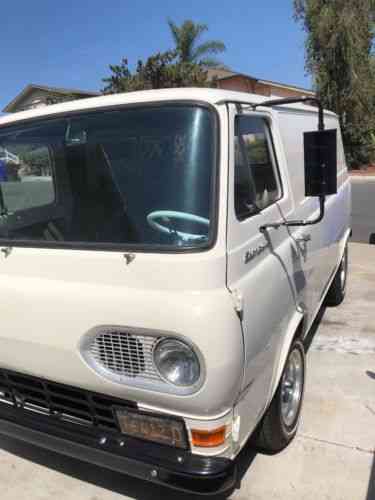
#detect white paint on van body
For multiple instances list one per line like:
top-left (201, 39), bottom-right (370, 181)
top-left (0, 89), bottom-right (350, 459)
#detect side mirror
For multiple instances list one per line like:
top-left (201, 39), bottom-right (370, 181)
top-left (304, 129), bottom-right (337, 197)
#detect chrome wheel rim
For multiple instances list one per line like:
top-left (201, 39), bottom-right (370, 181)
top-left (340, 248), bottom-right (348, 292)
top-left (281, 348), bottom-right (304, 428)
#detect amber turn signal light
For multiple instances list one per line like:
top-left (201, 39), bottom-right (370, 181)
top-left (191, 425), bottom-right (227, 447)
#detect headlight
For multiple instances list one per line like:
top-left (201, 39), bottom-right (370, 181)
top-left (153, 339), bottom-right (200, 387)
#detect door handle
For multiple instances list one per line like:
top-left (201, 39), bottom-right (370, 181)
top-left (1, 247), bottom-right (12, 258)
top-left (296, 233), bottom-right (311, 243)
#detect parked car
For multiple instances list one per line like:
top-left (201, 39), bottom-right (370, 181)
top-left (0, 89), bottom-right (351, 495)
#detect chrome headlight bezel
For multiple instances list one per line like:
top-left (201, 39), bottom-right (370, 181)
top-left (152, 337), bottom-right (202, 388)
top-left (79, 325), bottom-right (205, 396)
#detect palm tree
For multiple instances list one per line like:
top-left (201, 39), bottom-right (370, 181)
top-left (167, 19), bottom-right (226, 68)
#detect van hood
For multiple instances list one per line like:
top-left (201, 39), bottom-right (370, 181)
top-left (0, 246), bottom-right (243, 419)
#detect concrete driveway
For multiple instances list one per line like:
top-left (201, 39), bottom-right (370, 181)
top-left (0, 243), bottom-right (374, 500)
top-left (351, 176), bottom-right (375, 243)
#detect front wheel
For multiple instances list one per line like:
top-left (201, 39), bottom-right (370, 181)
top-left (253, 340), bottom-right (305, 453)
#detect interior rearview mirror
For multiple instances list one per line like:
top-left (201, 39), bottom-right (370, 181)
top-left (304, 129), bottom-right (337, 197)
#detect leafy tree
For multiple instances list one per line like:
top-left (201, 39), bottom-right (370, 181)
top-left (102, 51), bottom-right (210, 94)
top-left (294, 0), bottom-right (375, 167)
top-left (167, 19), bottom-right (226, 68)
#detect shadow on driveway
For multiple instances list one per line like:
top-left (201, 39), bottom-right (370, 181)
top-left (303, 305), bottom-right (327, 353)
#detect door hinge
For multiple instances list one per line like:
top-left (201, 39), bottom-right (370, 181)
top-left (230, 289), bottom-right (243, 320)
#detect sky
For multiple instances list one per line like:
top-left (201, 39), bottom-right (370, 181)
top-left (0, 1), bottom-right (311, 112)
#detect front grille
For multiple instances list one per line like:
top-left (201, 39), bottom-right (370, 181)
top-left (0, 368), bottom-right (135, 433)
top-left (87, 330), bottom-right (161, 382)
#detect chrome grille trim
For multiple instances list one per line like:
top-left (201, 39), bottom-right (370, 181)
top-left (80, 326), bottom-right (166, 386)
top-left (0, 367), bottom-right (136, 433)
top-left (89, 331), bottom-right (160, 381)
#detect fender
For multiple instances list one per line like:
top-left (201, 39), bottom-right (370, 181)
top-left (267, 227), bottom-right (351, 405)
top-left (232, 307), bottom-right (304, 454)
top-left (266, 309), bottom-right (304, 406)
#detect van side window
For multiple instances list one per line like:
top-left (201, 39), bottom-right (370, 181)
top-left (234, 116), bottom-right (281, 219)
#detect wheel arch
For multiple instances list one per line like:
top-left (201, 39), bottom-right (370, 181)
top-left (267, 310), bottom-right (305, 406)
top-left (339, 228), bottom-right (351, 261)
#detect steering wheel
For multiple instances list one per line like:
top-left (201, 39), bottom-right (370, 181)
top-left (147, 211), bottom-right (209, 243)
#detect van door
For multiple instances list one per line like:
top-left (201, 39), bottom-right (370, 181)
top-left (276, 108), bottom-right (332, 326)
top-left (226, 107), bottom-right (312, 427)
top-left (319, 117), bottom-right (350, 278)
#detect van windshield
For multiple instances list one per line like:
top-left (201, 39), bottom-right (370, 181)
top-left (0, 105), bottom-right (216, 250)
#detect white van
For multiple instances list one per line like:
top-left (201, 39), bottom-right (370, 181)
top-left (0, 89), bottom-right (350, 495)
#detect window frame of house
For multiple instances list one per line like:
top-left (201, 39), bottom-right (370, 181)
top-left (234, 114), bottom-right (283, 222)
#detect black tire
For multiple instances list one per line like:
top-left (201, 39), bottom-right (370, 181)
top-left (325, 244), bottom-right (348, 307)
top-left (253, 340), bottom-right (305, 454)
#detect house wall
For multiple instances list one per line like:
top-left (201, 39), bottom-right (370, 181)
top-left (216, 75), bottom-right (313, 99)
top-left (216, 75), bottom-right (257, 93)
top-left (15, 90), bottom-right (52, 112)
top-left (9, 89), bottom-right (90, 113)
top-left (266, 85), bottom-right (311, 98)
top-left (253, 82), bottom-right (272, 96)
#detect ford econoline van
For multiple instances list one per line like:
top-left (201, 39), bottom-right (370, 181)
top-left (0, 89), bottom-right (350, 495)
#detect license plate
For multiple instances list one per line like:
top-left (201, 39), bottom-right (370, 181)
top-left (115, 407), bottom-right (187, 449)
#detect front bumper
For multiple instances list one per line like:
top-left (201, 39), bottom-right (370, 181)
top-left (0, 399), bottom-right (237, 496)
